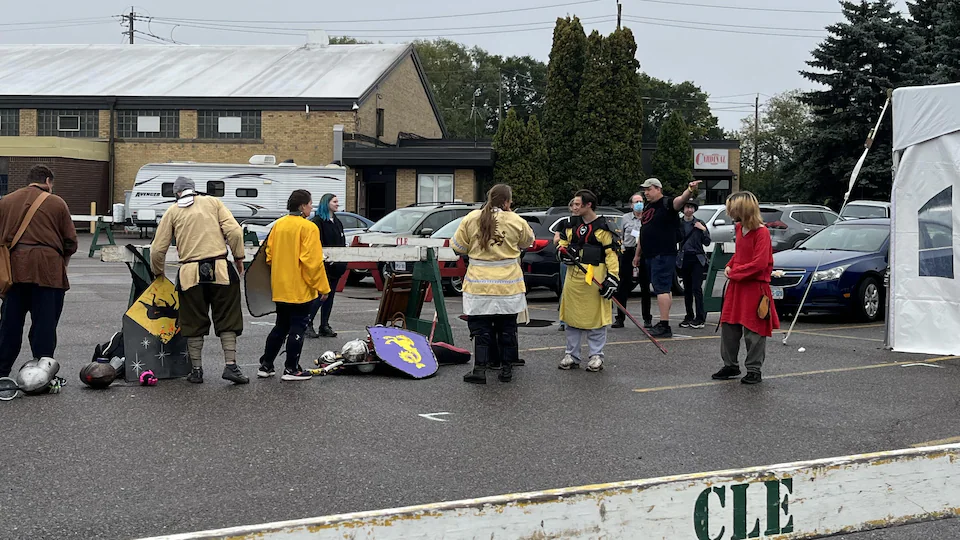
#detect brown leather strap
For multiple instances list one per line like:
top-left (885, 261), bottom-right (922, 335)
top-left (11, 192), bottom-right (50, 248)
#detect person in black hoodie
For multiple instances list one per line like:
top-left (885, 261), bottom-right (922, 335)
top-left (677, 200), bottom-right (711, 329)
top-left (306, 193), bottom-right (348, 338)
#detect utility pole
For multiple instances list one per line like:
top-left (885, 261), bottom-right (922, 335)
top-left (617, 0), bottom-right (622, 29)
top-left (754, 94), bottom-right (760, 174)
top-left (122, 6), bottom-right (136, 44)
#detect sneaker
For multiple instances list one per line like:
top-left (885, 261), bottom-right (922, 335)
top-left (678, 319), bottom-right (693, 328)
top-left (186, 368), bottom-right (203, 384)
top-left (586, 355), bottom-right (603, 372)
top-left (257, 364), bottom-right (276, 378)
top-left (741, 372), bottom-right (762, 385)
top-left (222, 364), bottom-right (250, 385)
top-left (711, 366), bottom-right (741, 380)
top-left (558, 354), bottom-right (579, 370)
top-left (304, 325), bottom-right (320, 339)
top-left (281, 367), bottom-right (313, 381)
top-left (319, 325), bottom-right (338, 338)
top-left (649, 321), bottom-right (673, 338)
top-left (690, 320), bottom-right (706, 329)
top-left (612, 319), bottom-right (625, 329)
top-left (557, 323), bottom-right (566, 331)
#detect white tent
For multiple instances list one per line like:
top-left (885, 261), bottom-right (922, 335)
top-left (887, 83), bottom-right (960, 355)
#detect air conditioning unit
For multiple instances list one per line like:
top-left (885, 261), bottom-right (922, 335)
top-left (249, 155), bottom-right (277, 165)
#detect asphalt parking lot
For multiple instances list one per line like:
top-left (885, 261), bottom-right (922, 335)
top-left (1, 235), bottom-right (958, 539)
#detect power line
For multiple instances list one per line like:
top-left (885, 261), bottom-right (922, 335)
top-left (622, 16), bottom-right (823, 37)
top-left (625, 14), bottom-right (826, 33)
top-left (141, 14), bottom-right (613, 34)
top-left (144, 0), bottom-right (603, 25)
top-left (630, 0), bottom-right (838, 15)
top-left (0, 20), bottom-right (115, 33)
top-left (0, 16), bottom-right (112, 27)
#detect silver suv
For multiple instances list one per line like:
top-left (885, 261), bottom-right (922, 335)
top-left (695, 203), bottom-right (839, 252)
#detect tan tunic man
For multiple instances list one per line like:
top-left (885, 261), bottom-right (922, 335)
top-left (151, 176), bottom-right (248, 385)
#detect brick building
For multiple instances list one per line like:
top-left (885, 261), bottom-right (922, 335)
top-left (0, 40), bottom-right (481, 216)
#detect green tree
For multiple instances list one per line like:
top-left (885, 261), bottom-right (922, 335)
top-left (638, 75), bottom-right (724, 142)
top-left (605, 27), bottom-right (645, 203)
top-left (785, 0), bottom-right (913, 206)
top-left (735, 91), bottom-right (812, 202)
top-left (492, 109), bottom-right (534, 207)
top-left (414, 40), bottom-right (548, 139)
top-left (574, 30), bottom-right (616, 200)
top-left (651, 111), bottom-right (694, 196)
top-left (542, 16), bottom-right (587, 204)
top-left (908, 0), bottom-right (960, 84)
top-left (328, 36), bottom-right (372, 44)
top-left (523, 115), bottom-right (551, 207)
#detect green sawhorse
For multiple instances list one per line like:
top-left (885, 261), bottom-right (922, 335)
top-left (405, 247), bottom-right (453, 345)
top-left (703, 242), bottom-right (735, 313)
top-left (88, 218), bottom-right (117, 258)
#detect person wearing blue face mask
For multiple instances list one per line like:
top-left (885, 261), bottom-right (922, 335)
top-left (614, 192), bottom-right (652, 328)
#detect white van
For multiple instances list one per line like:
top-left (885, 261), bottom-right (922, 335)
top-left (127, 155), bottom-right (347, 227)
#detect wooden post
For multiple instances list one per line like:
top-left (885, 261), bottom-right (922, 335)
top-left (89, 202), bottom-right (96, 233)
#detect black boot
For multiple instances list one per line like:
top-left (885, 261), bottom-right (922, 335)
top-left (498, 328), bottom-right (519, 383)
top-left (463, 343), bottom-right (488, 384)
top-left (498, 359), bottom-right (513, 382)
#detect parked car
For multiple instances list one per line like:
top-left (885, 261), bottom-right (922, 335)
top-left (771, 218), bottom-right (890, 321)
top-left (698, 203), bottom-right (840, 253)
top-left (840, 200), bottom-right (891, 220)
top-left (357, 202), bottom-right (481, 280)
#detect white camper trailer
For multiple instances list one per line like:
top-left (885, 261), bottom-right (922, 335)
top-left (127, 155), bottom-right (347, 227)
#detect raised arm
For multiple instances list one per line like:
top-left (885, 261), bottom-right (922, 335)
top-left (672, 181), bottom-right (703, 212)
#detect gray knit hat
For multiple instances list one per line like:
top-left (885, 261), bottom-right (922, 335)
top-left (172, 176), bottom-right (195, 194)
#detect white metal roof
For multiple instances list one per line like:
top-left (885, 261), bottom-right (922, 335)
top-left (0, 43), bottom-right (410, 99)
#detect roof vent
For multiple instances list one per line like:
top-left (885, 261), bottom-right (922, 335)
top-left (307, 30), bottom-right (330, 48)
top-left (249, 155), bottom-right (277, 165)
top-left (278, 159), bottom-right (297, 167)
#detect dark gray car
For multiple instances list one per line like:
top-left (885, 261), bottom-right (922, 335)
top-left (700, 203), bottom-right (839, 252)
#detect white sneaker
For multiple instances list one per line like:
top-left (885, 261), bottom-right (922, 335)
top-left (586, 355), bottom-right (604, 372)
top-left (558, 354), bottom-right (579, 370)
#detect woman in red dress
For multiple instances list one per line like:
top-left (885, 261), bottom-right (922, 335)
top-left (712, 191), bottom-right (780, 384)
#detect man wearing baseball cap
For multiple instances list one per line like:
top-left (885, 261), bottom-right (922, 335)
top-left (637, 177), bottom-right (701, 338)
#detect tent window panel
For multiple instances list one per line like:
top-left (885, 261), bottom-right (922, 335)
top-left (918, 186), bottom-right (953, 279)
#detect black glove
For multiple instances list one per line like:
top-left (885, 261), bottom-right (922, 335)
top-left (600, 275), bottom-right (619, 299)
top-left (557, 246), bottom-right (579, 265)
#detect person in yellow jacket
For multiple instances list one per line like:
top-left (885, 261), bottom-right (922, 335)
top-left (557, 189), bottom-right (621, 372)
top-left (256, 189), bottom-right (330, 382)
top-left (452, 184), bottom-right (535, 384)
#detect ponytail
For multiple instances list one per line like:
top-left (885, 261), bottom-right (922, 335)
top-left (478, 184), bottom-right (512, 251)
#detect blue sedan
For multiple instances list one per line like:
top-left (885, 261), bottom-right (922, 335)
top-left (771, 218), bottom-right (890, 322)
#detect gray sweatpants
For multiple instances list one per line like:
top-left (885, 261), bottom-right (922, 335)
top-left (721, 323), bottom-right (766, 374)
top-left (565, 326), bottom-right (607, 362)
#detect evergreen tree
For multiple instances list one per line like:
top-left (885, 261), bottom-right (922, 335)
top-left (907, 0), bottom-right (944, 82)
top-left (931, 2), bottom-right (960, 83)
top-left (651, 111), bottom-right (693, 196)
top-left (542, 17), bottom-right (587, 204)
top-left (523, 115), bottom-right (551, 207)
top-left (785, 0), bottom-right (913, 206)
top-left (574, 30), bottom-right (616, 200)
top-left (605, 27), bottom-right (645, 203)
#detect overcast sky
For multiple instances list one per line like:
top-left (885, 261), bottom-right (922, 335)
top-left (1, 0), bottom-right (908, 133)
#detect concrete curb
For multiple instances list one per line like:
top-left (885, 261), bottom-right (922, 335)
top-left (139, 443), bottom-right (960, 539)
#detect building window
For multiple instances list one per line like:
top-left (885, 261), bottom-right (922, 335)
top-left (417, 173), bottom-right (454, 203)
top-left (236, 188), bottom-right (258, 198)
top-left (919, 186), bottom-right (953, 279)
top-left (197, 110), bottom-right (261, 139)
top-left (206, 181), bottom-right (225, 197)
top-left (38, 109), bottom-right (99, 137)
top-left (376, 108), bottom-right (385, 138)
top-left (117, 110), bottom-right (179, 138)
top-left (0, 109), bottom-right (19, 136)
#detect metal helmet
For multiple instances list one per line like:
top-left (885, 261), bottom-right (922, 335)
top-left (0, 377), bottom-right (19, 401)
top-left (340, 339), bottom-right (369, 363)
top-left (16, 357), bottom-right (60, 393)
top-left (316, 350), bottom-right (338, 366)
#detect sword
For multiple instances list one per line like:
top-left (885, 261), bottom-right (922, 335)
top-left (307, 360), bottom-right (345, 376)
top-left (558, 247), bottom-right (668, 355)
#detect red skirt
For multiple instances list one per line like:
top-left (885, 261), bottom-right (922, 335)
top-left (720, 279), bottom-right (780, 337)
